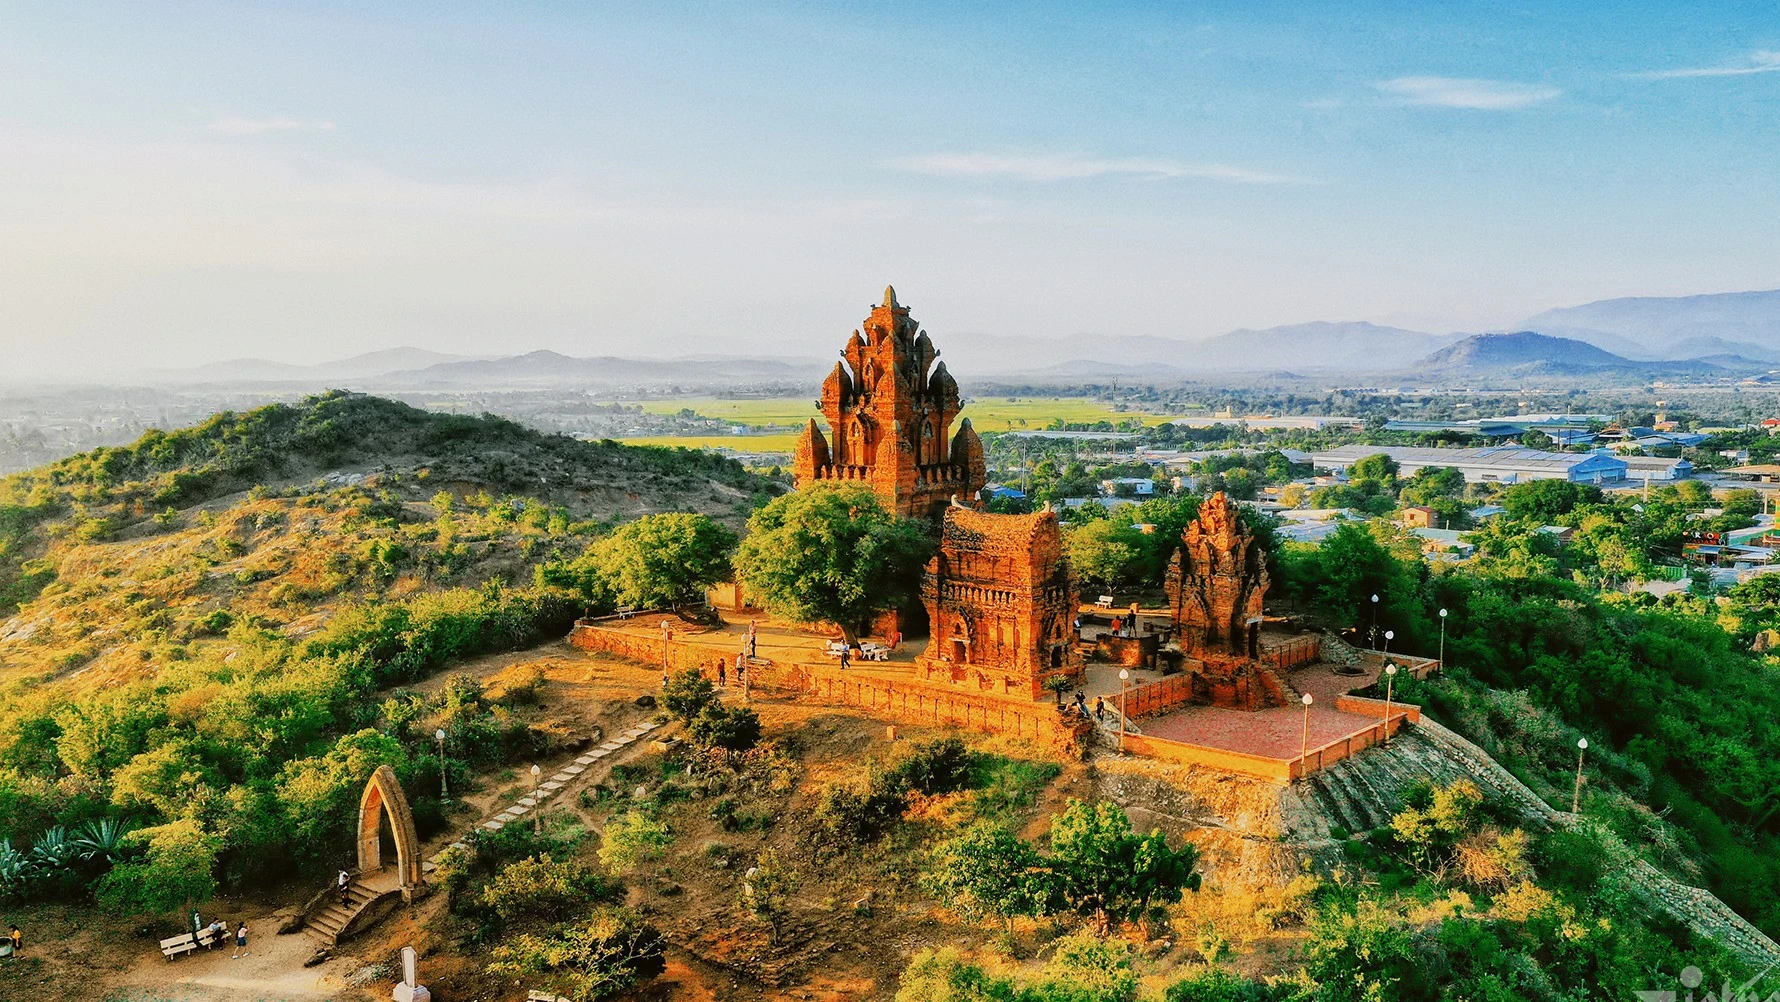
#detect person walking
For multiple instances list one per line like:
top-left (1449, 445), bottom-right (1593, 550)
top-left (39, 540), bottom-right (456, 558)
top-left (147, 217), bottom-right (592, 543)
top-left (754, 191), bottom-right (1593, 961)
top-left (337, 868), bottom-right (351, 905)
top-left (889, 629), bottom-right (902, 652)
top-left (1110, 616), bottom-right (1123, 637)
top-left (1129, 602), bottom-right (1140, 635)
top-left (1094, 696), bottom-right (1106, 722)
top-left (717, 660), bottom-right (727, 688)
top-left (232, 922), bottom-right (248, 959)
top-left (839, 646), bottom-right (850, 671)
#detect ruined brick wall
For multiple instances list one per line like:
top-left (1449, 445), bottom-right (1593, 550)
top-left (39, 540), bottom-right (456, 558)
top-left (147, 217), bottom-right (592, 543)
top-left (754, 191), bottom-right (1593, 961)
top-left (792, 287), bottom-right (986, 520)
top-left (917, 507), bottom-right (1082, 699)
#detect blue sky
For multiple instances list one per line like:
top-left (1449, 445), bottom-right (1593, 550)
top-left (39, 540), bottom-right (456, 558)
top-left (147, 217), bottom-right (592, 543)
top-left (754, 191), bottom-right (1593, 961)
top-left (2, 2), bottom-right (1777, 374)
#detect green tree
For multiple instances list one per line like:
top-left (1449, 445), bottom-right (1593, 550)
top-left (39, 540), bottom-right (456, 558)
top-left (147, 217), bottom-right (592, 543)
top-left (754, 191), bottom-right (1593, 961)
top-left (588, 512), bottom-right (737, 613)
top-left (273, 729), bottom-right (410, 869)
top-left (487, 906), bottom-right (666, 1001)
top-left (688, 702), bottom-right (761, 765)
top-left (597, 811), bottom-right (671, 875)
top-left (922, 822), bottom-right (1053, 929)
top-left (734, 485), bottom-right (932, 645)
top-left (1065, 519), bottom-right (1146, 590)
top-left (95, 817), bottom-right (220, 916)
top-left (661, 668), bottom-right (716, 724)
top-left (1350, 453), bottom-right (1400, 483)
top-left (1046, 800), bottom-right (1200, 934)
top-left (1500, 480), bottom-right (1601, 522)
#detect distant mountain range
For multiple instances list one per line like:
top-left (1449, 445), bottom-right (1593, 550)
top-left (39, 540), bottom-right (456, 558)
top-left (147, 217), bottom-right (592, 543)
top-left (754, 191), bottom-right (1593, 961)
top-left (1522, 289), bottom-right (1780, 360)
top-left (116, 286), bottom-right (1780, 389)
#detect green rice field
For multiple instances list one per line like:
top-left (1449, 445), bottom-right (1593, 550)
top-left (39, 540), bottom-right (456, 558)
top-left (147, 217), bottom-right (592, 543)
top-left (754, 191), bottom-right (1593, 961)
top-left (623, 396), bottom-right (1180, 453)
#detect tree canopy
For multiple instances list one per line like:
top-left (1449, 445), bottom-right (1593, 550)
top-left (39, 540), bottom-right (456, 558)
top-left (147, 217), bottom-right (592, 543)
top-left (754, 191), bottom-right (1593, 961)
top-left (733, 485), bottom-right (932, 643)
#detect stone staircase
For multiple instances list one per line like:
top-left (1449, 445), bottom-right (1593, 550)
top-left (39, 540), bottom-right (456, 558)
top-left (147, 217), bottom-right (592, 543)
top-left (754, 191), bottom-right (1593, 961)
top-left (1318, 633), bottom-right (1363, 668)
top-left (300, 719), bottom-right (665, 948)
top-left (1275, 717), bottom-right (1780, 971)
top-left (302, 877), bottom-right (389, 948)
top-left (436, 720), bottom-right (663, 857)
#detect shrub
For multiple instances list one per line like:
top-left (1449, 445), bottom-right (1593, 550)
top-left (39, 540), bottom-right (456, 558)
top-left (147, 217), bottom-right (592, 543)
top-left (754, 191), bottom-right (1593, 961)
top-left (597, 811), bottom-right (671, 875)
top-left (487, 906), bottom-right (666, 1001)
top-left (479, 853), bottom-right (618, 926)
top-left (661, 669), bottom-right (716, 725)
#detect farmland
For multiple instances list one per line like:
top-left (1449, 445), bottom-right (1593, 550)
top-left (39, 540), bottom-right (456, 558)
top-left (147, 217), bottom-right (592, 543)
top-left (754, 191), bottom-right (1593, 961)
top-left (616, 396), bottom-right (1185, 453)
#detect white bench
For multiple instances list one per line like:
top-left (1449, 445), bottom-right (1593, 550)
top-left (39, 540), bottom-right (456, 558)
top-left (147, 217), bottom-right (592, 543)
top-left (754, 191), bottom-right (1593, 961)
top-left (616, 606), bottom-right (637, 619)
top-left (1095, 595), bottom-right (1115, 608)
top-left (159, 933), bottom-right (199, 960)
top-left (857, 643), bottom-right (890, 662)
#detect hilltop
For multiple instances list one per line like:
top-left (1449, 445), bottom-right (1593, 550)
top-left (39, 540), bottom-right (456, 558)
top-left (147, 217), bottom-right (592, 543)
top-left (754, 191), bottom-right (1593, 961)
top-left (0, 391), bottom-right (775, 687)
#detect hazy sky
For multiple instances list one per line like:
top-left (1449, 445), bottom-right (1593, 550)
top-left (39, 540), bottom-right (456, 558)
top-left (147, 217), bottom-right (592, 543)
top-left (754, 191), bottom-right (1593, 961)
top-left (3, 2), bottom-right (1778, 376)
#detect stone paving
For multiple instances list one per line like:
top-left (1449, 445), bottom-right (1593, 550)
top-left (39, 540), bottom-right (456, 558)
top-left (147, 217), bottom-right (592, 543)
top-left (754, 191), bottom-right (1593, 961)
top-left (422, 719), bottom-right (662, 873)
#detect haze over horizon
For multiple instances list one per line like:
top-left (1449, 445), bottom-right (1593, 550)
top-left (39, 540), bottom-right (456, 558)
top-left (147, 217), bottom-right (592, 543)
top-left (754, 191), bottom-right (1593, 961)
top-left (4, 3), bottom-right (1778, 378)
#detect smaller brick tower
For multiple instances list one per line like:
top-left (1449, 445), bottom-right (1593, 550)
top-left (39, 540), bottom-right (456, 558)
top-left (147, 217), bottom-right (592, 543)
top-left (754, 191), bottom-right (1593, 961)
top-left (916, 505), bottom-right (1082, 699)
top-left (1165, 492), bottom-right (1270, 658)
top-left (793, 286), bottom-right (986, 522)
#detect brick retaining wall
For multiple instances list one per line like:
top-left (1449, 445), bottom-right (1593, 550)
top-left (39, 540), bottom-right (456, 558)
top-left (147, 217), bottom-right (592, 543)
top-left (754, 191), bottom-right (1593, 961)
top-left (569, 620), bottom-right (1088, 752)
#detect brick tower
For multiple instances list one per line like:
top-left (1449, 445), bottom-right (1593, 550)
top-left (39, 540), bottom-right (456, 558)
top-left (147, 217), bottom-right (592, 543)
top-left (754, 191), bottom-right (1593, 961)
top-left (793, 286), bottom-right (986, 521)
top-left (916, 505), bottom-right (1082, 699)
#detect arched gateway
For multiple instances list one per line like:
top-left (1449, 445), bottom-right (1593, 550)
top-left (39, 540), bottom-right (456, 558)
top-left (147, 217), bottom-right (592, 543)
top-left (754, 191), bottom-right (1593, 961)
top-left (357, 764), bottom-right (423, 902)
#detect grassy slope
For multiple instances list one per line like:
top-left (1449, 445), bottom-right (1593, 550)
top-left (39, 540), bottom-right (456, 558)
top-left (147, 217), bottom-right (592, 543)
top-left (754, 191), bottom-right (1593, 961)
top-left (0, 391), bottom-right (774, 689)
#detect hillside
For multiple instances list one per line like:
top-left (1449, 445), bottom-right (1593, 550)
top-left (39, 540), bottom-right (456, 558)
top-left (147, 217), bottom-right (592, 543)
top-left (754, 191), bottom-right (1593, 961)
top-left (1524, 288), bottom-right (1780, 357)
top-left (1416, 330), bottom-right (1633, 372)
top-left (0, 391), bottom-right (774, 688)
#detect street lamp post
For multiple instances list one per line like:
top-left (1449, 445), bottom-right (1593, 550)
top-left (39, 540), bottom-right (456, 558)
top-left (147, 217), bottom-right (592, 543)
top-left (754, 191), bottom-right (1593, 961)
top-left (1118, 668), bottom-right (1130, 753)
top-left (1572, 738), bottom-right (1588, 814)
top-left (1438, 608), bottom-right (1448, 674)
top-left (1369, 594), bottom-right (1380, 647)
top-left (1381, 629), bottom-right (1394, 660)
top-left (531, 764), bottom-right (543, 834)
top-left (1299, 692), bottom-right (1314, 776)
top-left (1382, 664), bottom-right (1398, 745)
top-left (436, 728), bottom-right (449, 803)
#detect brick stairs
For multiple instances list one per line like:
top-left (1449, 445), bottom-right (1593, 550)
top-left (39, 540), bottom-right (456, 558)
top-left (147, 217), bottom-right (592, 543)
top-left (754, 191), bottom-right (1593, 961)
top-left (302, 877), bottom-right (387, 947)
top-left (301, 718), bottom-right (664, 947)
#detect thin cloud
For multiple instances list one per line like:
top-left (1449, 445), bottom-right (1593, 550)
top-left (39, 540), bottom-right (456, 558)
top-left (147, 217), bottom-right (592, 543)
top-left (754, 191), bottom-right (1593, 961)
top-left (893, 152), bottom-right (1307, 184)
top-left (1631, 50), bottom-right (1780, 79)
top-left (205, 116), bottom-right (338, 135)
top-left (1376, 76), bottom-right (1561, 109)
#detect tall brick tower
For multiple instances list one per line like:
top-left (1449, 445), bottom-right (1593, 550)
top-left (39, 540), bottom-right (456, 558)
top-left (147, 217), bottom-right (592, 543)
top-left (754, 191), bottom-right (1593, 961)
top-left (793, 286), bottom-right (986, 521)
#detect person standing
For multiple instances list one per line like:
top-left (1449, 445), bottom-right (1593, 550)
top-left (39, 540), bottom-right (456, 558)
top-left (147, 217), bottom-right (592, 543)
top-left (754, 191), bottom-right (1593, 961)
top-left (1129, 602), bottom-right (1140, 635)
top-left (717, 660), bottom-right (727, 688)
top-left (337, 869), bottom-right (351, 905)
top-left (889, 629), bottom-right (902, 653)
top-left (839, 646), bottom-right (850, 671)
top-left (747, 620), bottom-right (758, 659)
top-left (8, 924), bottom-right (20, 956)
top-left (1110, 616), bottom-right (1123, 637)
top-left (232, 922), bottom-right (248, 959)
top-left (1094, 696), bottom-right (1106, 722)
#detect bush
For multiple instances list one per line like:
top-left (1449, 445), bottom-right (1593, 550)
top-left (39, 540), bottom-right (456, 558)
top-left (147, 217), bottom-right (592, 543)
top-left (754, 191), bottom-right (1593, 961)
top-left (661, 669), bottom-right (716, 725)
top-left (487, 906), bottom-right (666, 1001)
top-left (597, 811), bottom-right (671, 875)
top-left (479, 853), bottom-right (618, 926)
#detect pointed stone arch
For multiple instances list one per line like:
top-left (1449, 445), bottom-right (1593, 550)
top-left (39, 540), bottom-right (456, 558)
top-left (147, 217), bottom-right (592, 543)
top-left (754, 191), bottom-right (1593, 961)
top-left (357, 764), bottom-right (422, 902)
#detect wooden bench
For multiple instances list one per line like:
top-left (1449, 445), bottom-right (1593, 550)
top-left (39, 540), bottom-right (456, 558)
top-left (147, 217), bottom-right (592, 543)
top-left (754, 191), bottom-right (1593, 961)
top-left (1095, 595), bottom-right (1115, 608)
top-left (616, 606), bottom-right (637, 620)
top-left (195, 926), bottom-right (226, 949)
top-left (159, 933), bottom-right (199, 960)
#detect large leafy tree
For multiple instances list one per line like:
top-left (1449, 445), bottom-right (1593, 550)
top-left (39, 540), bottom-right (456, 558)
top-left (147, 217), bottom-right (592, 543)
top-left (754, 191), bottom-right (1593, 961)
top-left (580, 512), bottom-right (738, 613)
top-left (95, 817), bottom-right (220, 916)
top-left (1064, 519), bottom-right (1147, 590)
top-left (734, 485), bottom-right (932, 645)
top-left (922, 822), bottom-right (1054, 930)
top-left (1046, 799), bottom-right (1200, 934)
